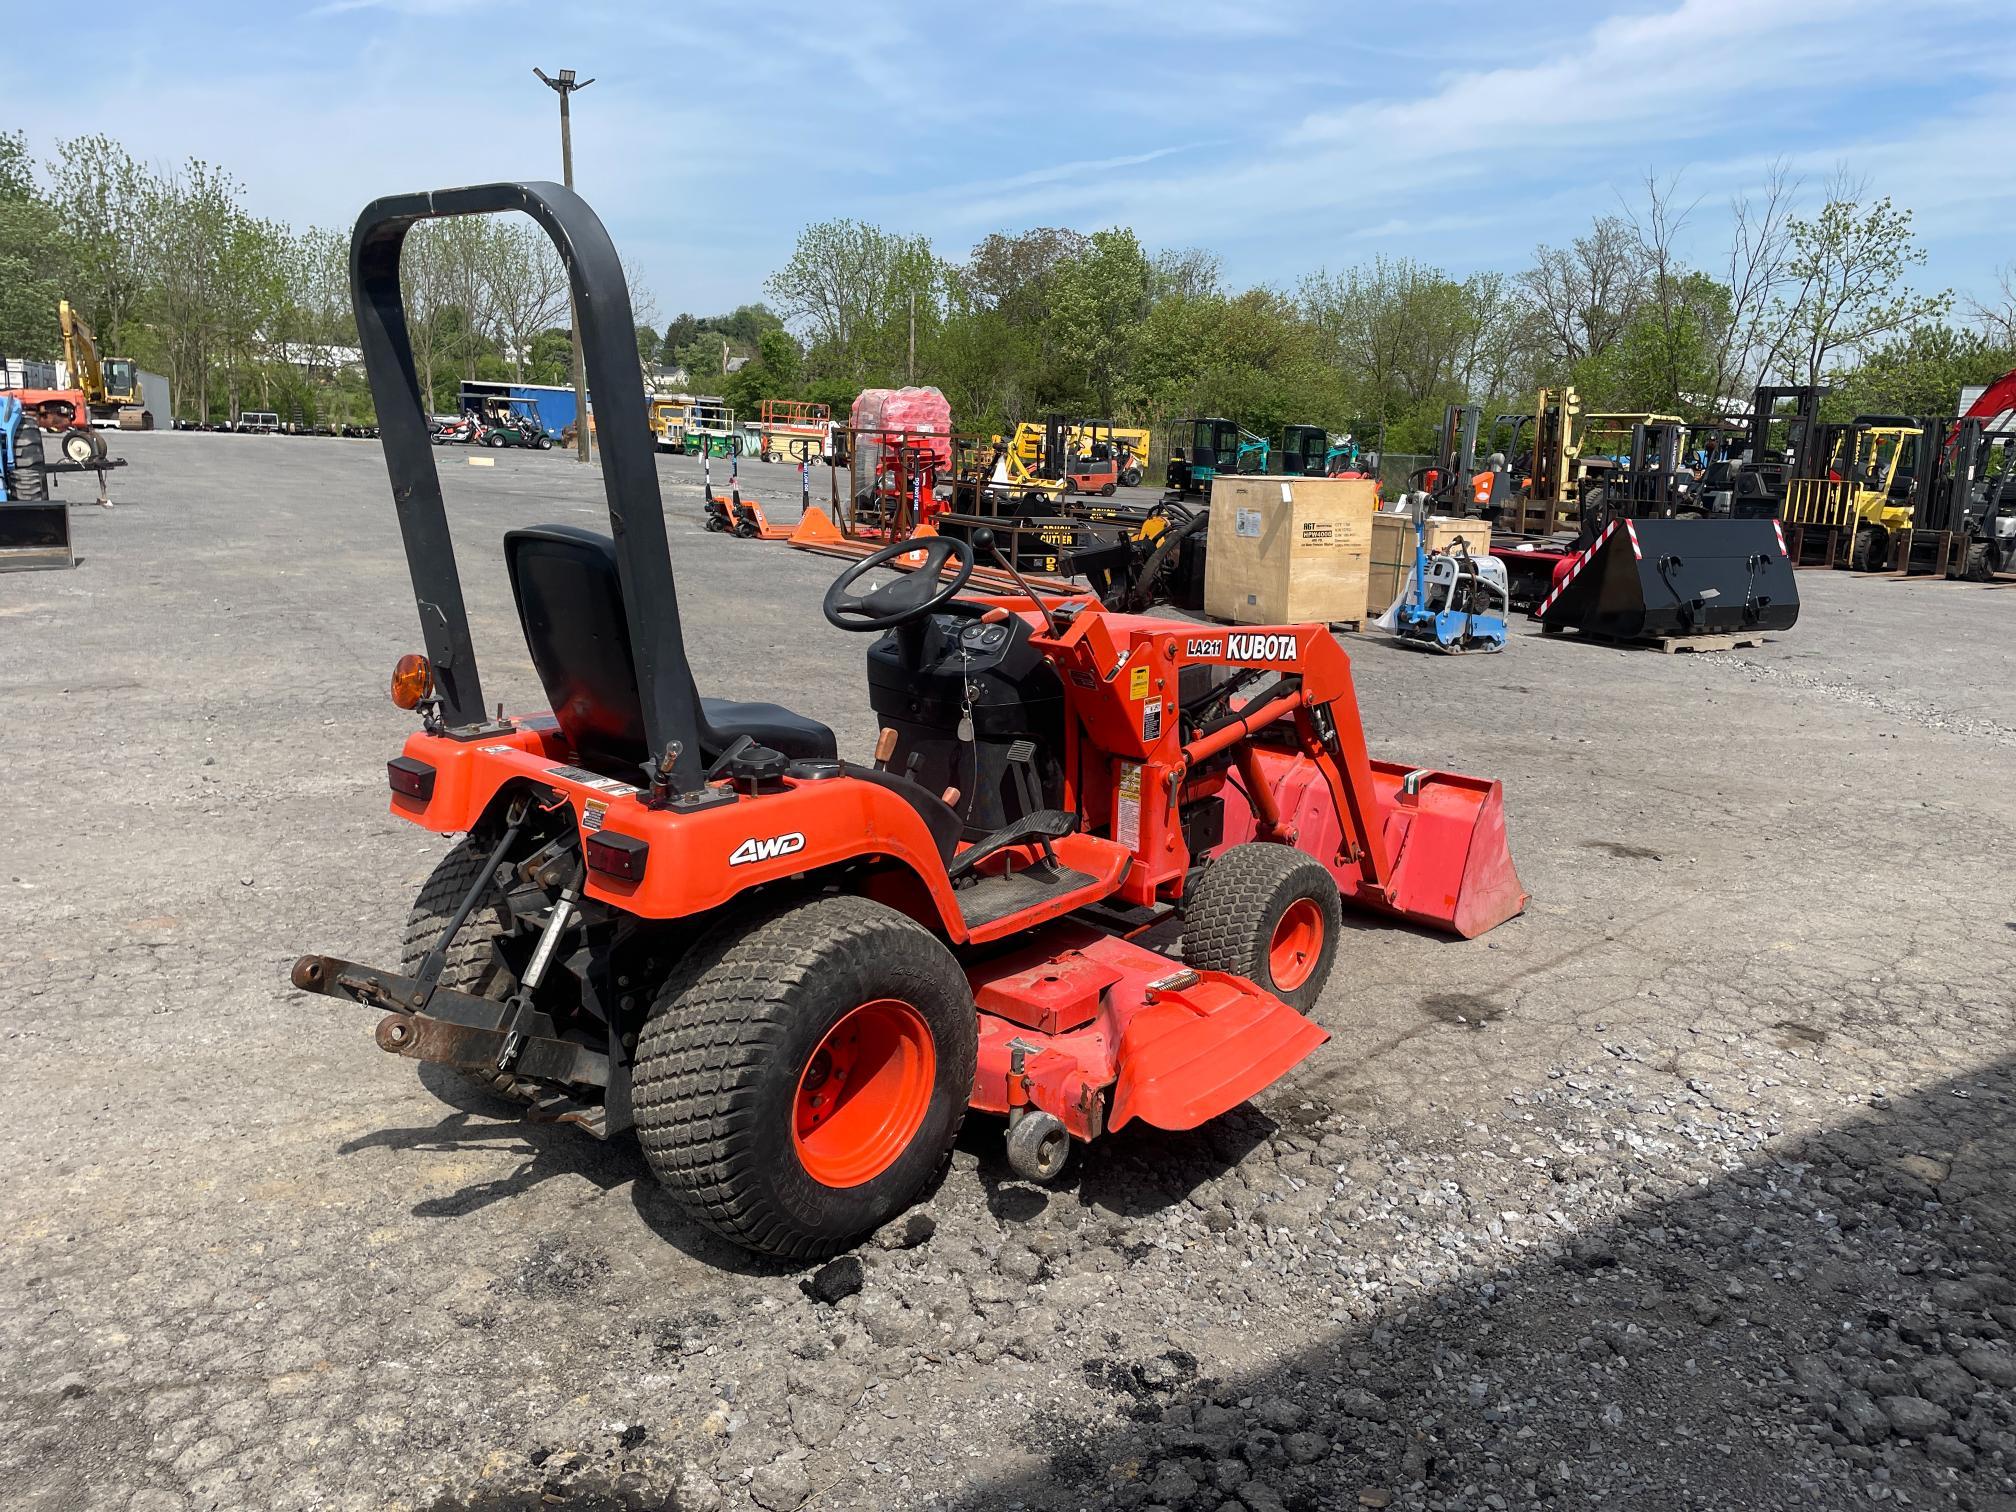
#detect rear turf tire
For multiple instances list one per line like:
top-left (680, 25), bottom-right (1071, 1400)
top-left (1181, 842), bottom-right (1342, 1012)
top-left (632, 896), bottom-right (977, 1260)
top-left (6, 417), bottom-right (48, 500)
top-left (401, 837), bottom-right (527, 1103)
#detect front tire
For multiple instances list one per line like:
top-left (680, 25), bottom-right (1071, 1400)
top-left (1181, 843), bottom-right (1342, 1011)
top-left (633, 896), bottom-right (977, 1260)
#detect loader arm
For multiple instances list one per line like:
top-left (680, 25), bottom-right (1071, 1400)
top-left (1029, 606), bottom-right (1523, 937)
top-left (59, 302), bottom-right (108, 409)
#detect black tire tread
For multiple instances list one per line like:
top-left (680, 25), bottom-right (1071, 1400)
top-left (7, 418), bottom-right (48, 500)
top-left (400, 838), bottom-right (523, 1100)
top-left (1181, 842), bottom-right (1341, 1009)
top-left (631, 895), bottom-right (973, 1261)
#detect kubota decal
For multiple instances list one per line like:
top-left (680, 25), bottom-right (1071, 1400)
top-left (1225, 632), bottom-right (1299, 663)
top-left (729, 832), bottom-right (807, 866)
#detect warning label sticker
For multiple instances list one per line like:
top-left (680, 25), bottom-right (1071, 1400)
top-left (581, 798), bottom-right (608, 831)
top-left (1129, 664), bottom-right (1151, 700)
top-left (546, 764), bottom-right (638, 796)
top-left (1142, 698), bottom-right (1163, 742)
top-left (1116, 763), bottom-right (1143, 848)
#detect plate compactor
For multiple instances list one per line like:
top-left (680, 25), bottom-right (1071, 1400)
top-left (292, 182), bottom-right (1528, 1260)
top-left (1383, 499), bottom-right (1509, 654)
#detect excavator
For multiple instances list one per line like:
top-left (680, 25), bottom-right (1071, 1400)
top-left (9, 301), bottom-right (144, 464)
top-left (61, 302), bottom-right (152, 430)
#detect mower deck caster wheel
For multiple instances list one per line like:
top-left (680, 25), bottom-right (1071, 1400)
top-left (1005, 1111), bottom-right (1071, 1183)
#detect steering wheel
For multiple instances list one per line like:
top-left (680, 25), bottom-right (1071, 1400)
top-left (821, 534), bottom-right (976, 632)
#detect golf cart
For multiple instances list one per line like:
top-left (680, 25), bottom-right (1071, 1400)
top-left (479, 400), bottom-right (554, 450)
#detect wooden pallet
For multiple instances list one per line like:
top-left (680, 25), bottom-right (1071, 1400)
top-left (1552, 627), bottom-right (1765, 654)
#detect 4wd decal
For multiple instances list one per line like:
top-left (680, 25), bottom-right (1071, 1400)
top-left (1225, 632), bottom-right (1299, 663)
top-left (729, 832), bottom-right (807, 867)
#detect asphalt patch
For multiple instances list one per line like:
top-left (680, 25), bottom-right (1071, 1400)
top-left (1419, 991), bottom-right (1505, 1029)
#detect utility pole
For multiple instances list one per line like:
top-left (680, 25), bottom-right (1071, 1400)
top-left (534, 66), bottom-right (595, 462)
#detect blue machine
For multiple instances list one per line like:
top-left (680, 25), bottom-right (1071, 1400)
top-left (0, 395), bottom-right (74, 570)
top-left (1388, 500), bottom-right (1508, 655)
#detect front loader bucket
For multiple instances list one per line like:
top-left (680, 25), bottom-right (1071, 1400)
top-left (0, 499), bottom-right (74, 572)
top-left (1346, 761), bottom-right (1528, 939)
top-left (1537, 517), bottom-right (1798, 640)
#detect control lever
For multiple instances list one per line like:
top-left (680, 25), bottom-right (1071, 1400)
top-left (971, 528), bottom-right (1063, 638)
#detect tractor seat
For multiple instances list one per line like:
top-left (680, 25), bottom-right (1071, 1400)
top-left (504, 524), bottom-right (837, 777)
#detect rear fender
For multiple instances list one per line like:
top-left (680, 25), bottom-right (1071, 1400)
top-left (388, 729), bottom-right (973, 937)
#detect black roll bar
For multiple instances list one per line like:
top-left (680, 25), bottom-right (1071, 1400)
top-left (350, 181), bottom-right (708, 794)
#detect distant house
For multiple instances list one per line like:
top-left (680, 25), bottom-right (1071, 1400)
top-left (274, 342), bottom-right (365, 376)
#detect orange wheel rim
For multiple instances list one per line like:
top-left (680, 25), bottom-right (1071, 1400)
top-left (1268, 898), bottom-right (1323, 992)
top-left (792, 998), bottom-right (936, 1188)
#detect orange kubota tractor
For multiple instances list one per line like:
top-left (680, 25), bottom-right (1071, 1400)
top-left (291, 182), bottom-right (1528, 1260)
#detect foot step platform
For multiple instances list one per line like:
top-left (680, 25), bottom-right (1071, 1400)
top-left (946, 809), bottom-right (1078, 881)
top-left (956, 863), bottom-right (1098, 929)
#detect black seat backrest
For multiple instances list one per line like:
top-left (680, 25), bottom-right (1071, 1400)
top-left (505, 525), bottom-right (648, 773)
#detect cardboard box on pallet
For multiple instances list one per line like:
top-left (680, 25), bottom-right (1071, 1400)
top-left (1203, 475), bottom-right (1377, 625)
top-left (1367, 513), bottom-right (1493, 618)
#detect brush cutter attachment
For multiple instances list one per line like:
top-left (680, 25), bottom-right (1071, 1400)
top-left (1537, 516), bottom-right (1799, 641)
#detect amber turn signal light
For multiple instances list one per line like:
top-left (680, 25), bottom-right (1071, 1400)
top-left (390, 653), bottom-right (433, 710)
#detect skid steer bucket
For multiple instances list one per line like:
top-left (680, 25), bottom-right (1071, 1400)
top-left (1537, 517), bottom-right (1798, 641)
top-left (1348, 761), bottom-right (1528, 939)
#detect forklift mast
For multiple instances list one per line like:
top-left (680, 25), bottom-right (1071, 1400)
top-left (1622, 422), bottom-right (1687, 513)
top-left (1437, 403), bottom-right (1483, 482)
top-left (1910, 416), bottom-right (1985, 535)
top-left (1531, 387), bottom-right (1580, 504)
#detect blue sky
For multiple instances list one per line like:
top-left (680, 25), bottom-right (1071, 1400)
top-left (5, 0), bottom-right (2012, 324)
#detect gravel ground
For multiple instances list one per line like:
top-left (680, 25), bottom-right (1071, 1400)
top-left (3, 432), bottom-right (2014, 1512)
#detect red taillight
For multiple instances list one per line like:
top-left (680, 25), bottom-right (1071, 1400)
top-left (387, 756), bottom-right (435, 800)
top-left (585, 830), bottom-right (648, 882)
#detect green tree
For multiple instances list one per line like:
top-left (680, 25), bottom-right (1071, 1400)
top-left (1048, 229), bottom-right (1153, 415)
top-left (1825, 324), bottom-right (2016, 421)
top-left (0, 131), bottom-right (67, 360)
top-left (764, 219), bottom-right (938, 383)
top-left (1517, 216), bottom-right (1649, 373)
top-left (46, 134), bottom-right (154, 354)
top-left (1771, 192), bottom-right (1950, 391)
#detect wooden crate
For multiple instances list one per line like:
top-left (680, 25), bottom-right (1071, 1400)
top-left (1367, 513), bottom-right (1493, 617)
top-left (1203, 475), bottom-right (1376, 625)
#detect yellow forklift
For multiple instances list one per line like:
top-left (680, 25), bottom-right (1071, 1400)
top-left (1781, 416), bottom-right (1920, 570)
